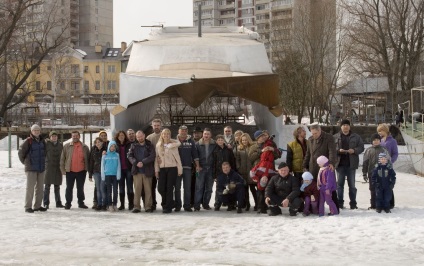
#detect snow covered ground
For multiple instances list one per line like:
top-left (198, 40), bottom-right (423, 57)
top-left (0, 136), bottom-right (423, 265)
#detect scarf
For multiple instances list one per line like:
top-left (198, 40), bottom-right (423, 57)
top-left (317, 166), bottom-right (328, 189)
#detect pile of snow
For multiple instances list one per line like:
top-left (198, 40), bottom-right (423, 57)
top-left (0, 137), bottom-right (423, 264)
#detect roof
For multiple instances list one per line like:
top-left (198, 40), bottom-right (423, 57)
top-left (73, 46), bottom-right (126, 61)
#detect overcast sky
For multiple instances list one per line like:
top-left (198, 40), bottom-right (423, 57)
top-left (113, 0), bottom-right (194, 47)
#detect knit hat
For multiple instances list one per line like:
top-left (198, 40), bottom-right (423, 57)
top-left (99, 130), bottom-right (107, 136)
top-left (31, 124), bottom-right (40, 131)
top-left (49, 131), bottom-right (58, 137)
top-left (316, 155), bottom-right (329, 166)
top-left (277, 162), bottom-right (289, 169)
top-left (254, 130), bottom-right (267, 140)
top-left (371, 133), bottom-right (381, 141)
top-left (340, 119), bottom-right (350, 126)
top-left (302, 172), bottom-right (313, 181)
top-left (378, 152), bottom-right (387, 159)
top-left (193, 127), bottom-right (203, 133)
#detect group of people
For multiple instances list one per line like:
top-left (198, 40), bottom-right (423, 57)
top-left (18, 118), bottom-right (398, 216)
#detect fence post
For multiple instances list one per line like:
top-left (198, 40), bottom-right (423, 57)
top-left (8, 127), bottom-right (12, 168)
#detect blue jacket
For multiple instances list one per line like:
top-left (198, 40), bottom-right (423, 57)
top-left (18, 134), bottom-right (46, 172)
top-left (101, 141), bottom-right (121, 181)
top-left (216, 169), bottom-right (245, 195)
top-left (177, 135), bottom-right (199, 168)
top-left (371, 162), bottom-right (396, 190)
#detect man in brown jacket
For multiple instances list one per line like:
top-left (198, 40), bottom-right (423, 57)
top-left (60, 131), bottom-right (90, 209)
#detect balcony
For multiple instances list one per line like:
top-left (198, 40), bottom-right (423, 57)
top-left (272, 14), bottom-right (292, 21)
top-left (218, 3), bottom-right (235, 10)
top-left (256, 8), bottom-right (270, 15)
top-left (219, 13), bottom-right (236, 19)
top-left (271, 3), bottom-right (293, 11)
top-left (256, 0), bottom-right (270, 4)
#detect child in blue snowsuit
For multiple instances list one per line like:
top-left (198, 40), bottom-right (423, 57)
top-left (101, 141), bottom-right (121, 211)
top-left (371, 153), bottom-right (396, 213)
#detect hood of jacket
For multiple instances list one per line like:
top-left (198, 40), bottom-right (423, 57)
top-left (107, 140), bottom-right (118, 154)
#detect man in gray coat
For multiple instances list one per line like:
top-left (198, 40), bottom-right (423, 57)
top-left (18, 124), bottom-right (47, 213)
top-left (333, 120), bottom-right (364, 209)
top-left (303, 124), bottom-right (337, 178)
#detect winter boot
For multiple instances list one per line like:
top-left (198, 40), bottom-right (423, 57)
top-left (56, 201), bottom-right (65, 208)
top-left (128, 193), bottom-right (134, 211)
top-left (245, 202), bottom-right (250, 212)
top-left (118, 193), bottom-right (125, 210)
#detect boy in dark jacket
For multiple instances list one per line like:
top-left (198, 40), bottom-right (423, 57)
top-left (371, 153), bottom-right (396, 213)
top-left (362, 133), bottom-right (391, 209)
top-left (214, 162), bottom-right (245, 213)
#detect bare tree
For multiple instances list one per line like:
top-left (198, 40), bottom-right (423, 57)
top-left (270, 0), bottom-right (349, 124)
top-left (0, 0), bottom-right (70, 121)
top-left (343, 0), bottom-right (424, 113)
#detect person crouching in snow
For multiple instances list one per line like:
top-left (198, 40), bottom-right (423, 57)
top-left (215, 162), bottom-right (246, 213)
top-left (317, 156), bottom-right (338, 216)
top-left (101, 141), bottom-right (121, 212)
top-left (371, 153), bottom-right (396, 213)
top-left (300, 172), bottom-right (319, 216)
top-left (264, 162), bottom-right (301, 216)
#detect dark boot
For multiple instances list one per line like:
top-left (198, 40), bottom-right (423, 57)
top-left (118, 193), bottom-right (125, 210)
top-left (56, 201), bottom-right (65, 208)
top-left (245, 202), bottom-right (250, 211)
top-left (128, 193), bottom-right (134, 211)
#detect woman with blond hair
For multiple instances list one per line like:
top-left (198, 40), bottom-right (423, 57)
top-left (377, 123), bottom-right (398, 209)
top-left (236, 133), bottom-right (257, 211)
top-left (155, 128), bottom-right (183, 213)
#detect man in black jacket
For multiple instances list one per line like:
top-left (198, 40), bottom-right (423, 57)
top-left (214, 162), bottom-right (245, 213)
top-left (265, 162), bottom-right (301, 216)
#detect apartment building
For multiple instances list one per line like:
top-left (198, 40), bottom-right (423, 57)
top-left (23, 0), bottom-right (113, 47)
top-left (29, 44), bottom-right (125, 106)
top-left (193, 0), bottom-right (335, 63)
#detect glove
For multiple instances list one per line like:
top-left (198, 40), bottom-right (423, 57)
top-left (363, 174), bottom-right (368, 182)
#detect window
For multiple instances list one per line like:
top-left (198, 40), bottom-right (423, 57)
top-left (47, 66), bottom-right (52, 71)
top-left (95, 80), bottom-right (100, 90)
top-left (107, 65), bottom-right (115, 73)
top-left (71, 64), bottom-right (79, 74)
top-left (71, 81), bottom-right (79, 91)
top-left (84, 80), bottom-right (89, 92)
top-left (60, 81), bottom-right (65, 90)
top-left (36, 67), bottom-right (40, 74)
top-left (36, 81), bottom-right (41, 91)
top-left (96, 65), bottom-right (100, 73)
top-left (107, 80), bottom-right (116, 90)
top-left (47, 81), bottom-right (52, 90)
top-left (242, 0), bottom-right (252, 4)
top-left (84, 66), bottom-right (88, 73)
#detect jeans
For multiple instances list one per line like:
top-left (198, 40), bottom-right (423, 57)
top-left (216, 184), bottom-right (245, 208)
top-left (104, 175), bottom-right (118, 206)
top-left (43, 184), bottom-right (61, 206)
top-left (157, 167), bottom-right (177, 211)
top-left (65, 171), bottom-right (87, 206)
top-left (93, 172), bottom-right (105, 207)
top-left (119, 169), bottom-right (134, 194)
top-left (194, 166), bottom-right (214, 209)
top-left (336, 166), bottom-right (357, 207)
top-left (175, 168), bottom-right (192, 209)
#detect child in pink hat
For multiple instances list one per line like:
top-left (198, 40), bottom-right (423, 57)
top-left (317, 156), bottom-right (339, 216)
